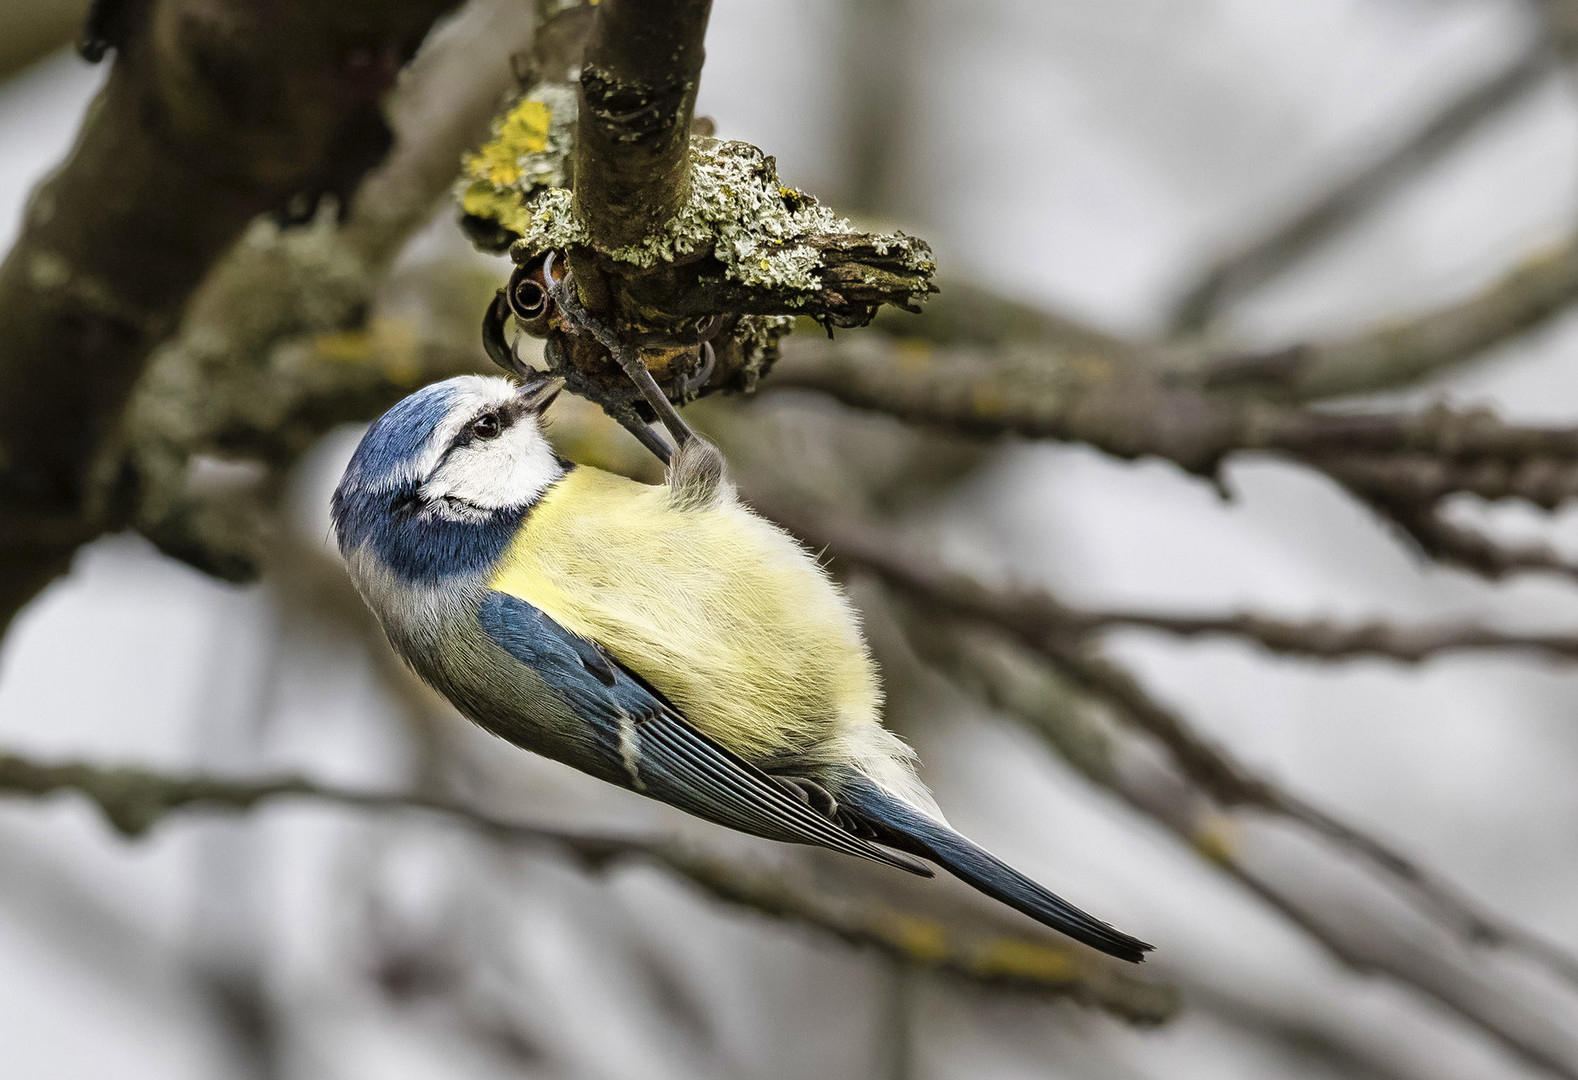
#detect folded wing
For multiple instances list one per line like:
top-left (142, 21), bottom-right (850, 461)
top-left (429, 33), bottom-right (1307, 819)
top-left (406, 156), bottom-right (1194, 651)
top-left (477, 591), bottom-right (931, 876)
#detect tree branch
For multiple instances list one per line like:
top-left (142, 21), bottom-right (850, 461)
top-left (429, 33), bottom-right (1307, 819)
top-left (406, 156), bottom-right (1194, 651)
top-left (460, 0), bottom-right (936, 428)
top-left (1043, 605), bottom-right (1578, 665)
top-left (771, 336), bottom-right (1578, 581)
top-left (97, 0), bottom-right (554, 581)
top-left (1167, 40), bottom-right (1556, 334)
top-left (0, 0), bottom-right (463, 638)
top-left (1188, 232), bottom-right (1578, 401)
top-left (572, 0), bottom-right (714, 249)
top-left (777, 506), bottom-right (1578, 989)
top-left (0, 748), bottom-right (1177, 1024)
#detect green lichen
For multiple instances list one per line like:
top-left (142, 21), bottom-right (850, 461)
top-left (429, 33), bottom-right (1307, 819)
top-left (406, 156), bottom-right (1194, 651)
top-left (510, 137), bottom-right (932, 295)
top-left (733, 313), bottom-right (796, 389)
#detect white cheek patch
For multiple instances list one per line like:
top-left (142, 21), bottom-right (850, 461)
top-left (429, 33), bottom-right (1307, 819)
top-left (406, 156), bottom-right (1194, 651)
top-left (421, 421), bottom-right (563, 510)
top-left (376, 376), bottom-right (520, 494)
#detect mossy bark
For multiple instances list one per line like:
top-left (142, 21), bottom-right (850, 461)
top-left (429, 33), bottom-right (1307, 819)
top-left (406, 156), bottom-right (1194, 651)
top-left (0, 0), bottom-right (459, 636)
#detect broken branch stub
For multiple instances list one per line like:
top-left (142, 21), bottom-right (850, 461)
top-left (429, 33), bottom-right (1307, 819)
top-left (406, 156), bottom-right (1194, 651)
top-left (457, 3), bottom-right (937, 420)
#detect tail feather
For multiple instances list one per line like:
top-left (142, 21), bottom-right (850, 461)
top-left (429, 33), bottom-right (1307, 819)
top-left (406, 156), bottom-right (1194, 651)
top-left (837, 777), bottom-right (1153, 963)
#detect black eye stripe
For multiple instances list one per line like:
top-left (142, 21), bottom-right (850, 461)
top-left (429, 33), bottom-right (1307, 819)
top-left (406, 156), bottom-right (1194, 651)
top-left (451, 406), bottom-right (516, 450)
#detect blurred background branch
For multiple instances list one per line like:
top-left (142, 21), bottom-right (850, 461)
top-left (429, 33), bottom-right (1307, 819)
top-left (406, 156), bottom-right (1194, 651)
top-left (0, 746), bottom-right (1177, 1023)
top-left (1, 0), bottom-right (1578, 1078)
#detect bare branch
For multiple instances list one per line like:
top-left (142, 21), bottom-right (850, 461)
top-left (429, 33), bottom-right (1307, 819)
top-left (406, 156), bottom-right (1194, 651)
top-left (1059, 605), bottom-right (1578, 665)
top-left (774, 506), bottom-right (1578, 992)
top-left (0, 0), bottom-right (464, 638)
top-left (1168, 41), bottom-right (1556, 334)
top-left (771, 336), bottom-right (1578, 581)
top-left (1190, 232), bottom-right (1578, 400)
top-left (910, 620), bottom-right (1578, 1079)
top-left (0, 748), bottom-right (1178, 1023)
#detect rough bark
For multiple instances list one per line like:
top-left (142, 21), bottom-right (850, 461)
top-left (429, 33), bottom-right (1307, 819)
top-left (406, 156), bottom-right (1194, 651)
top-left (0, 0), bottom-right (459, 636)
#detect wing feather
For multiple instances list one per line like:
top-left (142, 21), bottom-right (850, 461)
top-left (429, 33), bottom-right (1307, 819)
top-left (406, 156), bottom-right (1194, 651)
top-left (477, 591), bottom-right (930, 876)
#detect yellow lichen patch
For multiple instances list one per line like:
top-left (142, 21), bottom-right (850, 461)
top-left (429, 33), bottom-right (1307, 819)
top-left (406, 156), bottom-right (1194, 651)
top-left (464, 98), bottom-right (553, 187)
top-left (460, 181), bottom-right (534, 235)
top-left (1191, 812), bottom-right (1238, 866)
top-left (312, 327), bottom-right (373, 364)
top-left (875, 910), bottom-right (951, 963)
top-left (970, 384), bottom-right (1007, 417)
top-left (311, 319), bottom-right (422, 386)
top-left (895, 338), bottom-right (932, 370)
top-left (971, 938), bottom-right (1079, 983)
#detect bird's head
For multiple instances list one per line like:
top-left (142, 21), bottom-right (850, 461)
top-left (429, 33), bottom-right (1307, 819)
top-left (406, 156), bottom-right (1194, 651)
top-left (332, 373), bottom-right (564, 584)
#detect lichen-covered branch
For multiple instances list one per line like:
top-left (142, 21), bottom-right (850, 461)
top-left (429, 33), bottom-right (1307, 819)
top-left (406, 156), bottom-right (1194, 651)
top-left (0, 0), bottom-right (462, 639)
top-left (457, 0), bottom-right (936, 426)
top-left (0, 748), bottom-right (1177, 1024)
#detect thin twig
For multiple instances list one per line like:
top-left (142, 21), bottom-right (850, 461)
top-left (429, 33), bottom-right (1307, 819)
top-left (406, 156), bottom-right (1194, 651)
top-left (0, 749), bottom-right (1178, 1023)
top-left (1168, 41), bottom-right (1555, 334)
top-left (779, 507), bottom-right (1578, 992)
top-left (772, 337), bottom-right (1578, 582)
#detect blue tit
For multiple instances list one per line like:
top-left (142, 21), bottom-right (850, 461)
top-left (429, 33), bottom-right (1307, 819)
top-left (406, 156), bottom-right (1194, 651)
top-left (331, 373), bottom-right (1152, 963)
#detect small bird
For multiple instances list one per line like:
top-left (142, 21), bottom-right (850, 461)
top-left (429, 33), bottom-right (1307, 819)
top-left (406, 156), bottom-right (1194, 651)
top-left (332, 373), bottom-right (1151, 962)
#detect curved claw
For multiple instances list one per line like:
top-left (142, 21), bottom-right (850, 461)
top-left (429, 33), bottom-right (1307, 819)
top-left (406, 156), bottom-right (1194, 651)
top-left (482, 289), bottom-right (528, 376)
top-left (679, 340), bottom-right (716, 397)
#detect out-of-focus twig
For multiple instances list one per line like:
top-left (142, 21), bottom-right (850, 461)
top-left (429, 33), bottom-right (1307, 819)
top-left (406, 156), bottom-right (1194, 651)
top-left (807, 511), bottom-right (1578, 979)
top-left (835, 574), bottom-right (1578, 665)
top-left (1187, 233), bottom-right (1578, 401)
top-left (885, 224), bottom-right (1578, 406)
top-left (900, 619), bottom-right (1578, 1079)
top-left (772, 336), bottom-right (1578, 581)
top-left (1168, 41), bottom-right (1556, 335)
top-left (0, 0), bottom-right (90, 78)
top-left (0, 748), bottom-right (1178, 1024)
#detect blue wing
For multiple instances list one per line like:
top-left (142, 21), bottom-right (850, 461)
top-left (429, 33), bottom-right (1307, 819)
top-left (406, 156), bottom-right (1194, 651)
top-left (477, 591), bottom-right (931, 876)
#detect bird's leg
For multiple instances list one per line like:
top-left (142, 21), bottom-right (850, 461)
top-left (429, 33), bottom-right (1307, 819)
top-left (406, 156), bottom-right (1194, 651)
top-left (541, 321), bottom-right (675, 465)
top-left (609, 403), bottom-right (676, 465)
top-left (542, 251), bottom-right (701, 451)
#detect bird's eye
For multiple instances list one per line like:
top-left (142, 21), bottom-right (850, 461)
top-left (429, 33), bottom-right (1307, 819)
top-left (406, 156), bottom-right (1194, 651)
top-left (470, 412), bottom-right (502, 440)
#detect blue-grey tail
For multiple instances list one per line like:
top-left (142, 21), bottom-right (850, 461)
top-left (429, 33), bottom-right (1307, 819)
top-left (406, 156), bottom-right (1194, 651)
top-left (836, 776), bottom-right (1153, 963)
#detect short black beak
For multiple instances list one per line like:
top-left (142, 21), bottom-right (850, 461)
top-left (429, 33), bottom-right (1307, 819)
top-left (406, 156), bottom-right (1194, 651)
top-left (516, 373), bottom-right (565, 414)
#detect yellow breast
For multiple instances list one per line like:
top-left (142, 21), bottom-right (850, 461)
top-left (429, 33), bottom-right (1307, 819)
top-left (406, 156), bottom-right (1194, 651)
top-left (487, 467), bottom-right (882, 763)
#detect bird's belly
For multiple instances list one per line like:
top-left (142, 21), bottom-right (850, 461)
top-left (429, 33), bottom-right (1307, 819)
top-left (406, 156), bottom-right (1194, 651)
top-left (488, 471), bottom-right (880, 763)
